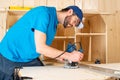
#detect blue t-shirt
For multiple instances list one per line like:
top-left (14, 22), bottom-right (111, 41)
top-left (0, 6), bottom-right (58, 62)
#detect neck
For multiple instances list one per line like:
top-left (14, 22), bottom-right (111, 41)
top-left (57, 11), bottom-right (66, 24)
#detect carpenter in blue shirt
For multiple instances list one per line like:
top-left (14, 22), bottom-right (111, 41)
top-left (0, 6), bottom-right (84, 80)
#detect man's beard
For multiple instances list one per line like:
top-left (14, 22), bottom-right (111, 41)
top-left (63, 16), bottom-right (70, 28)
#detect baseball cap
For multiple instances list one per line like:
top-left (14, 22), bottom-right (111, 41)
top-left (67, 6), bottom-right (84, 29)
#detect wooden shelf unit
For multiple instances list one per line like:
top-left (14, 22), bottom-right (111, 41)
top-left (74, 13), bottom-right (107, 63)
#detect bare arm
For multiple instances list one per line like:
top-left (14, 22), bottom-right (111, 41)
top-left (34, 30), bottom-right (83, 62)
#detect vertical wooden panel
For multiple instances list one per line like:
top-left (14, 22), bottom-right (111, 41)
top-left (24, 0), bottom-right (34, 7)
top-left (98, 0), bottom-right (116, 13)
top-left (106, 12), bottom-right (120, 63)
top-left (91, 36), bottom-right (106, 63)
top-left (9, 0), bottom-right (23, 6)
top-left (51, 39), bottom-right (64, 51)
top-left (6, 11), bottom-right (26, 29)
top-left (56, 24), bottom-right (65, 36)
top-left (75, 0), bottom-right (82, 9)
top-left (64, 27), bottom-right (75, 36)
top-left (0, 11), bottom-right (7, 41)
top-left (0, 0), bottom-right (10, 8)
top-left (0, 0), bottom-right (23, 8)
top-left (115, 11), bottom-right (120, 62)
top-left (47, 0), bottom-right (74, 10)
top-left (83, 0), bottom-right (98, 11)
top-left (116, 0), bottom-right (120, 11)
top-left (107, 14), bottom-right (117, 63)
top-left (76, 35), bottom-right (89, 61)
top-left (89, 14), bottom-right (106, 33)
top-left (34, 0), bottom-right (46, 7)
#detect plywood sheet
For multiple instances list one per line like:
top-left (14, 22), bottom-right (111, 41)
top-left (19, 66), bottom-right (110, 80)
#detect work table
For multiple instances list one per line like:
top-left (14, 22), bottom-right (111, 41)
top-left (19, 62), bottom-right (120, 80)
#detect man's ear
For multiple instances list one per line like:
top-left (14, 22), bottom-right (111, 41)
top-left (67, 9), bottom-right (73, 16)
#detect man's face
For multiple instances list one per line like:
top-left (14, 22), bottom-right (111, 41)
top-left (63, 14), bottom-right (80, 28)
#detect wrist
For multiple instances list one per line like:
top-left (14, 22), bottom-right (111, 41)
top-left (61, 52), bottom-right (71, 60)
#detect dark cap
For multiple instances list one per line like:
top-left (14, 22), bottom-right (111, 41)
top-left (67, 6), bottom-right (84, 29)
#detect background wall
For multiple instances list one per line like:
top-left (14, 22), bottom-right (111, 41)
top-left (0, 0), bottom-right (120, 63)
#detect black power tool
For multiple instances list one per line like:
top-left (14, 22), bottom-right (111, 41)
top-left (64, 42), bottom-right (83, 69)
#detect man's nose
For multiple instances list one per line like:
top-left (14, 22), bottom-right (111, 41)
top-left (68, 24), bottom-right (73, 27)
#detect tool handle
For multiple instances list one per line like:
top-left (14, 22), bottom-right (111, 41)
top-left (78, 48), bottom-right (84, 53)
top-left (66, 43), bottom-right (76, 53)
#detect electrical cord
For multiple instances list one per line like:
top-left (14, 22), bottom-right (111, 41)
top-left (54, 43), bottom-right (76, 59)
top-left (42, 42), bottom-right (79, 61)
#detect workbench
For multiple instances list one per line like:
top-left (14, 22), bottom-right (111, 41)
top-left (19, 63), bottom-right (120, 80)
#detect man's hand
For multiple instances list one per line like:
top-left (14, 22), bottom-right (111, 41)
top-left (66, 50), bottom-right (84, 62)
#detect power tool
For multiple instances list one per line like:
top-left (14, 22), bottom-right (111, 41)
top-left (64, 42), bottom-right (83, 69)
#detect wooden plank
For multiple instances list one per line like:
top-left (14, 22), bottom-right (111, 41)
top-left (56, 24), bottom-right (65, 36)
top-left (91, 36), bottom-right (106, 63)
top-left (23, 0), bottom-right (34, 7)
top-left (0, 0), bottom-right (23, 8)
top-left (98, 0), bottom-right (116, 13)
top-left (76, 36), bottom-right (89, 61)
top-left (34, 0), bottom-right (47, 7)
top-left (116, 0), bottom-right (120, 11)
top-left (75, 0), bottom-right (82, 9)
top-left (83, 0), bottom-right (99, 11)
top-left (103, 13), bottom-right (120, 63)
top-left (88, 36), bottom-right (91, 61)
top-left (64, 27), bottom-right (75, 36)
top-left (107, 11), bottom-right (120, 63)
top-left (6, 11), bottom-right (26, 29)
top-left (0, 11), bottom-right (7, 41)
top-left (47, 0), bottom-right (74, 10)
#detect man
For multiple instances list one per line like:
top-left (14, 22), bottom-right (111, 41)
top-left (0, 5), bottom-right (84, 80)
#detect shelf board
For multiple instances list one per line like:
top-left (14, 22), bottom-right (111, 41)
top-left (76, 33), bottom-right (106, 36)
top-left (55, 36), bottom-right (75, 39)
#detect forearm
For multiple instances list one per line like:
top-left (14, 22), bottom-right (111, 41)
top-left (36, 44), bottom-right (70, 60)
top-left (34, 30), bottom-right (83, 62)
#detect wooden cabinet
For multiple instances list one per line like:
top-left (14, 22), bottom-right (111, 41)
top-left (75, 13), bottom-right (107, 63)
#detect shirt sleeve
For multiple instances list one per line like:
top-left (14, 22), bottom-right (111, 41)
top-left (33, 10), bottom-right (49, 34)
